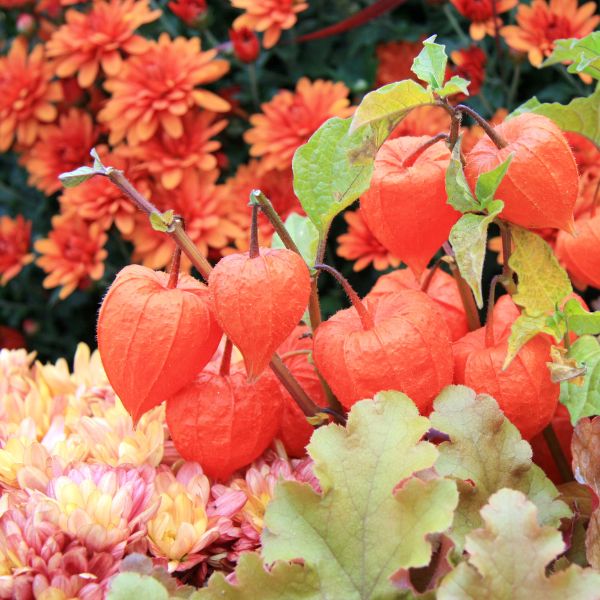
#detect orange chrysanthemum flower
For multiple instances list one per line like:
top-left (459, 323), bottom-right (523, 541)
top-left (122, 112), bottom-right (228, 190)
top-left (231, 0), bottom-right (308, 49)
top-left (245, 78), bottom-right (353, 172)
top-left (19, 109), bottom-right (99, 195)
top-left (337, 208), bottom-right (401, 272)
top-left (375, 40), bottom-right (423, 87)
top-left (501, 0), bottom-right (600, 67)
top-left (0, 37), bottom-right (62, 152)
top-left (220, 159), bottom-right (301, 251)
top-left (59, 147), bottom-right (146, 236)
top-left (99, 34), bottom-right (230, 145)
top-left (35, 213), bottom-right (108, 299)
top-left (46, 0), bottom-right (161, 88)
top-left (126, 170), bottom-right (241, 269)
top-left (0, 0), bottom-right (30, 7)
top-left (0, 216), bottom-right (34, 285)
top-left (450, 0), bottom-right (518, 40)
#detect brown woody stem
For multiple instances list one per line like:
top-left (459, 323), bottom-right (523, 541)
top-left (403, 133), bottom-right (449, 168)
top-left (498, 220), bottom-right (517, 294)
top-left (219, 337), bottom-right (233, 376)
top-left (448, 108), bottom-right (462, 151)
top-left (315, 263), bottom-right (375, 330)
top-left (443, 242), bottom-right (481, 331)
top-left (485, 275), bottom-right (501, 348)
top-left (167, 245), bottom-right (181, 289)
top-left (421, 258), bottom-right (443, 293)
top-left (102, 166), bottom-right (322, 419)
top-left (456, 104), bottom-right (508, 150)
top-left (542, 423), bottom-right (573, 483)
top-left (249, 203), bottom-right (260, 259)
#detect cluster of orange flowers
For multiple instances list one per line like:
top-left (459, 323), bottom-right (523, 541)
top-left (0, 0), bottom-right (598, 299)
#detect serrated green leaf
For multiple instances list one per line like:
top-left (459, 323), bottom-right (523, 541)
top-left (262, 391), bottom-right (458, 600)
top-left (445, 138), bottom-right (480, 213)
top-left (438, 489), bottom-right (600, 600)
top-left (293, 117), bottom-right (374, 234)
top-left (509, 226), bottom-right (572, 315)
top-left (560, 335), bottom-right (600, 424)
top-left (563, 299), bottom-right (600, 335)
top-left (58, 166), bottom-right (98, 188)
top-left (504, 313), bottom-right (554, 369)
top-left (541, 33), bottom-right (600, 81)
top-left (474, 154), bottom-right (513, 208)
top-left (271, 213), bottom-right (319, 268)
top-left (90, 147), bottom-right (106, 171)
top-left (430, 386), bottom-right (570, 551)
top-left (449, 204), bottom-right (502, 307)
top-left (149, 209), bottom-right (175, 233)
top-left (348, 80), bottom-right (435, 144)
top-left (411, 34), bottom-right (448, 89)
top-left (438, 75), bottom-right (471, 98)
top-left (108, 572), bottom-right (170, 599)
top-left (196, 553), bottom-right (322, 600)
top-left (513, 88), bottom-right (600, 148)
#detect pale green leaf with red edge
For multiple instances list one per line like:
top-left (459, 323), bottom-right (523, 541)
top-left (437, 489), bottom-right (600, 599)
top-left (261, 391), bottom-right (458, 600)
top-left (559, 335), bottom-right (600, 424)
top-left (195, 553), bottom-right (323, 600)
top-left (429, 386), bottom-right (570, 551)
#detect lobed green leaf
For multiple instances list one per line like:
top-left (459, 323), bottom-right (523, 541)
top-left (541, 32), bottom-right (600, 81)
top-left (411, 34), bottom-right (448, 89)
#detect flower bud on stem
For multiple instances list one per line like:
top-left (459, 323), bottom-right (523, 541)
top-left (314, 264), bottom-right (375, 330)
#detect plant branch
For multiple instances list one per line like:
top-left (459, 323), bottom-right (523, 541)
top-left (497, 220), bottom-right (517, 294)
top-left (542, 423), bottom-right (573, 483)
top-left (167, 243), bottom-right (182, 289)
top-left (485, 274), bottom-right (501, 347)
top-left (220, 337), bottom-right (233, 376)
top-left (403, 133), bottom-right (449, 168)
top-left (456, 104), bottom-right (508, 149)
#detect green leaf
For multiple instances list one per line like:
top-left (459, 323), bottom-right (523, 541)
top-left (563, 299), bottom-right (600, 335)
top-left (58, 166), bottom-right (98, 188)
top-left (430, 386), bottom-right (570, 551)
top-left (437, 75), bottom-right (471, 98)
top-left (445, 138), bottom-right (480, 213)
top-left (90, 147), bottom-right (106, 171)
top-left (559, 335), bottom-right (600, 424)
top-left (513, 88), bottom-right (600, 148)
top-left (509, 226), bottom-right (572, 315)
top-left (504, 313), bottom-right (555, 369)
top-left (271, 213), bottom-right (319, 268)
top-left (437, 489), bottom-right (600, 600)
top-left (149, 209), bottom-right (175, 233)
top-left (293, 117), bottom-right (374, 234)
top-left (196, 553), bottom-right (322, 600)
top-left (541, 32), bottom-right (600, 81)
top-left (448, 203), bottom-right (503, 308)
top-left (474, 154), bottom-right (513, 209)
top-left (411, 34), bottom-right (448, 89)
top-left (348, 80), bottom-right (434, 143)
top-left (262, 391), bottom-right (458, 600)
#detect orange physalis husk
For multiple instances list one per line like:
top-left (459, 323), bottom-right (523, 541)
top-left (313, 289), bottom-right (454, 413)
top-left (275, 324), bottom-right (327, 458)
top-left (360, 136), bottom-right (459, 277)
top-left (465, 113), bottom-right (579, 232)
top-left (97, 265), bottom-right (222, 421)
top-left (165, 365), bottom-right (283, 480)
top-left (452, 295), bottom-right (559, 440)
top-left (555, 212), bottom-right (600, 290)
top-left (369, 267), bottom-right (469, 342)
top-left (208, 248), bottom-right (311, 380)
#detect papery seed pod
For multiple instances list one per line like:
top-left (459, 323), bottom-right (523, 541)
top-left (555, 212), bottom-right (600, 290)
top-left (208, 248), bottom-right (311, 379)
top-left (313, 289), bottom-right (454, 413)
top-left (369, 267), bottom-right (469, 341)
top-left (97, 265), bottom-right (222, 421)
top-left (276, 324), bottom-right (327, 457)
top-left (465, 113), bottom-right (579, 232)
top-left (360, 135), bottom-right (458, 276)
top-left (453, 295), bottom-right (558, 440)
top-left (166, 365), bottom-right (283, 480)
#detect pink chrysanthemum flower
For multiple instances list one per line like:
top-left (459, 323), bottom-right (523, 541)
top-left (40, 463), bottom-right (159, 558)
top-left (147, 462), bottom-right (245, 572)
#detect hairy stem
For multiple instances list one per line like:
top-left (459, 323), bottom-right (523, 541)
top-left (420, 258), bottom-right (444, 293)
top-left (249, 204), bottom-right (260, 259)
top-left (542, 423), bottom-right (573, 483)
top-left (315, 263), bottom-right (375, 330)
top-left (167, 244), bottom-right (182, 289)
top-left (403, 133), bottom-right (449, 168)
top-left (219, 337), bottom-right (233, 376)
top-left (456, 104), bottom-right (508, 149)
